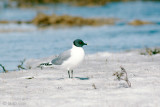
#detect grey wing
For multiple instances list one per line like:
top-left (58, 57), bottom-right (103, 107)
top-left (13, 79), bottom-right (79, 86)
top-left (51, 50), bottom-right (71, 65)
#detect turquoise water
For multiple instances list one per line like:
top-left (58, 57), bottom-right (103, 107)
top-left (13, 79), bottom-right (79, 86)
top-left (0, 1), bottom-right (160, 71)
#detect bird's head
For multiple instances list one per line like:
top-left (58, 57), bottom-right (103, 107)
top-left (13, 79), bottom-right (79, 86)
top-left (73, 39), bottom-right (87, 47)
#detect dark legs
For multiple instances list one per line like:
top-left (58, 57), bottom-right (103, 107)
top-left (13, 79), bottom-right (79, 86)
top-left (68, 70), bottom-right (70, 78)
top-left (68, 70), bottom-right (73, 78)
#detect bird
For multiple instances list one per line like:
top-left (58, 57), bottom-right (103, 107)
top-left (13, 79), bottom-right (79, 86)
top-left (40, 39), bottom-right (87, 78)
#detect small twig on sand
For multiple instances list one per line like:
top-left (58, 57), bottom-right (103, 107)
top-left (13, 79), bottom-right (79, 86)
top-left (92, 83), bottom-right (97, 89)
top-left (113, 66), bottom-right (131, 88)
top-left (120, 66), bottom-right (131, 87)
top-left (0, 64), bottom-right (8, 73)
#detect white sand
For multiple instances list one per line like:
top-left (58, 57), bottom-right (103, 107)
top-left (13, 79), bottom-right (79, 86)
top-left (0, 51), bottom-right (160, 107)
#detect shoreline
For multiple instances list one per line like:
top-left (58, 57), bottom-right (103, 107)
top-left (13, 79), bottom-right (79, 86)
top-left (0, 48), bottom-right (160, 73)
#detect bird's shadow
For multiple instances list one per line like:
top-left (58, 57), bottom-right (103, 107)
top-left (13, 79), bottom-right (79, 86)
top-left (56, 77), bottom-right (89, 80)
top-left (56, 78), bottom-right (65, 80)
top-left (75, 77), bottom-right (89, 80)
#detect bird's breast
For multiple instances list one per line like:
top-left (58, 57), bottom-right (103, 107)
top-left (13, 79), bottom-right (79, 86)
top-left (71, 47), bottom-right (84, 58)
top-left (62, 47), bottom-right (85, 70)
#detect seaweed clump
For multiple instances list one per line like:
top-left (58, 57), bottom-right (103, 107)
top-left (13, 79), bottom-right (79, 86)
top-left (32, 13), bottom-right (116, 27)
top-left (140, 48), bottom-right (160, 55)
top-left (0, 64), bottom-right (8, 73)
top-left (128, 20), bottom-right (154, 26)
top-left (12, 0), bottom-right (132, 7)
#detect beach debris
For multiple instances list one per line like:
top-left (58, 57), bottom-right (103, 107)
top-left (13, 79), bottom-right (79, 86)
top-left (0, 64), bottom-right (8, 73)
top-left (17, 59), bottom-right (26, 70)
top-left (128, 19), bottom-right (154, 26)
top-left (0, 21), bottom-right (9, 24)
top-left (32, 13), bottom-right (116, 27)
top-left (0, 13), bottom-right (116, 27)
top-left (140, 48), bottom-right (160, 55)
top-left (113, 66), bottom-right (131, 87)
top-left (11, 0), bottom-right (132, 7)
top-left (92, 83), bottom-right (97, 89)
top-left (26, 77), bottom-right (34, 79)
top-left (28, 66), bottom-right (32, 69)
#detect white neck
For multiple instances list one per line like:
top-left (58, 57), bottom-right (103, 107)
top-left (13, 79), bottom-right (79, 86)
top-left (71, 44), bottom-right (84, 54)
top-left (72, 44), bottom-right (82, 49)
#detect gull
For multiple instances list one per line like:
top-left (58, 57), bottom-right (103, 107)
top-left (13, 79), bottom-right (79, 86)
top-left (40, 39), bottom-right (87, 78)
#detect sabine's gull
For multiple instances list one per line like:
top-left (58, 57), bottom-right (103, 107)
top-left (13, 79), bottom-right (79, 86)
top-left (40, 39), bottom-right (87, 78)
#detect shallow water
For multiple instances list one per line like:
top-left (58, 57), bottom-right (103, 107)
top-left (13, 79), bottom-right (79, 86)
top-left (0, 1), bottom-right (160, 71)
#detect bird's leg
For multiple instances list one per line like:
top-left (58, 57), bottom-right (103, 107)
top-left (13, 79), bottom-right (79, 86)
top-left (71, 70), bottom-right (73, 78)
top-left (68, 70), bottom-right (70, 78)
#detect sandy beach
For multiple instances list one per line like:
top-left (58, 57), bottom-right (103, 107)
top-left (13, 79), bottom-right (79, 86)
top-left (0, 51), bottom-right (160, 107)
